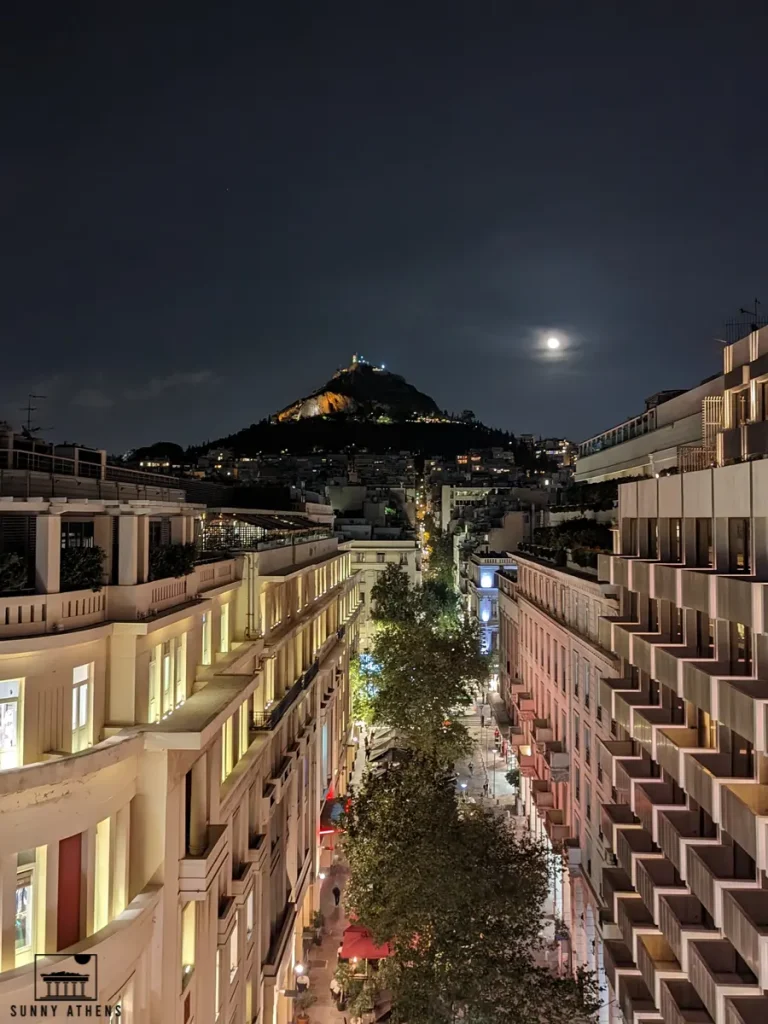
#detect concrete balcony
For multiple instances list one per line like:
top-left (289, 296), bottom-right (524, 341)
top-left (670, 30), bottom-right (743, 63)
top-left (616, 825), bottom-right (657, 884)
top-left (722, 889), bottom-right (768, 989)
top-left (686, 845), bottom-right (759, 928)
top-left (599, 738), bottom-right (638, 788)
top-left (614, 622), bottom-right (648, 664)
top-left (718, 679), bottom-right (768, 752)
top-left (0, 586), bottom-right (108, 639)
top-left (653, 562), bottom-right (683, 605)
top-left (598, 554), bottom-right (629, 589)
top-left (688, 938), bottom-right (761, 1024)
top-left (602, 867), bottom-right (635, 923)
top-left (541, 741), bottom-right (570, 783)
top-left (633, 780), bottom-right (683, 842)
top-left (683, 661), bottom-right (723, 717)
top-left (615, 756), bottom-right (656, 807)
top-left (633, 705), bottom-right (681, 759)
top-left (179, 823), bottom-right (229, 899)
top-left (659, 894), bottom-right (720, 972)
top-left (618, 894), bottom-right (657, 961)
top-left (681, 568), bottom-right (718, 616)
top-left (518, 753), bottom-right (536, 777)
top-left (685, 752), bottom-right (748, 824)
top-left (600, 675), bottom-right (638, 721)
top-left (601, 803), bottom-right (638, 849)
top-left (515, 693), bottom-right (536, 721)
top-left (716, 575), bottom-right (764, 630)
top-left (531, 780), bottom-right (555, 814)
top-left (724, 995), bottom-right (768, 1024)
top-left (533, 719), bottom-right (554, 748)
top-left (657, 810), bottom-right (719, 881)
top-left (659, 978), bottom-right (714, 1024)
top-left (602, 939), bottom-right (640, 992)
top-left (655, 645), bottom-right (690, 696)
top-left (615, 973), bottom-right (660, 1024)
top-left (637, 933), bottom-right (686, 1011)
top-left (543, 807), bottom-right (570, 843)
top-left (109, 557), bottom-right (237, 620)
top-left (615, 689), bottom-right (654, 737)
top-left (632, 632), bottom-right (666, 678)
top-left (656, 728), bottom-right (709, 788)
top-left (720, 783), bottom-right (768, 862)
top-left (629, 559), bottom-right (653, 594)
top-left (635, 856), bottom-right (687, 922)
top-left (507, 724), bottom-right (526, 748)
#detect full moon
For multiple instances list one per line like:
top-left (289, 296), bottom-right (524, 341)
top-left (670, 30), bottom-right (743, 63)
top-left (546, 336), bottom-right (561, 350)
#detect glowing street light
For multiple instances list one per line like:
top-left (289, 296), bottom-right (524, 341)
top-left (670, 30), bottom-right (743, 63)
top-left (294, 963), bottom-right (305, 975)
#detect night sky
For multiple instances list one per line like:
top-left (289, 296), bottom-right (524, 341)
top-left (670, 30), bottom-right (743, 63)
top-left (4, 4), bottom-right (768, 453)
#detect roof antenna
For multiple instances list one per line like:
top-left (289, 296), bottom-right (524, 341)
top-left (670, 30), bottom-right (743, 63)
top-left (739, 298), bottom-right (762, 332)
top-left (20, 394), bottom-right (52, 441)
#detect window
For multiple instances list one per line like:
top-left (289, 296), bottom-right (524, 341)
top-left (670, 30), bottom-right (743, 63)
top-left (202, 612), bottom-right (212, 666)
top-left (16, 851), bottom-right (35, 958)
top-left (553, 645), bottom-right (558, 685)
top-left (72, 663), bottom-right (92, 752)
top-left (669, 519), bottom-right (682, 562)
top-left (181, 901), bottom-right (196, 987)
top-left (575, 766), bottom-right (581, 803)
top-left (561, 710), bottom-right (567, 749)
top-left (584, 726), bottom-right (592, 765)
top-left (730, 622), bottom-right (753, 675)
top-left (94, 817), bottom-right (111, 933)
top-left (356, 552), bottom-right (366, 563)
top-left (229, 919), bottom-right (239, 981)
top-left (695, 518), bottom-right (713, 568)
top-left (162, 640), bottom-right (173, 718)
top-left (730, 519), bottom-right (751, 574)
top-left (585, 782), bottom-right (592, 821)
top-left (0, 679), bottom-right (21, 769)
top-left (561, 646), bottom-right (567, 693)
top-left (376, 552), bottom-right (385, 564)
top-left (175, 633), bottom-right (187, 707)
top-left (215, 948), bottom-right (221, 1020)
top-left (584, 662), bottom-right (591, 709)
top-left (246, 889), bottom-right (254, 941)
top-left (220, 602), bottom-right (231, 654)
top-left (572, 652), bottom-right (580, 699)
top-left (573, 713), bottom-right (580, 752)
top-left (222, 718), bottom-right (234, 782)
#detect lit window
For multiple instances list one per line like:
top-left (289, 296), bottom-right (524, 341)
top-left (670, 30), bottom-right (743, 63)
top-left (181, 901), bottom-right (196, 987)
top-left (72, 664), bottom-right (92, 752)
top-left (220, 602), bottom-right (230, 654)
top-left (15, 851), bottom-right (35, 957)
top-left (215, 949), bottom-right (221, 1020)
top-left (229, 919), bottom-right (239, 981)
top-left (246, 890), bottom-right (254, 940)
top-left (0, 679), bottom-right (21, 769)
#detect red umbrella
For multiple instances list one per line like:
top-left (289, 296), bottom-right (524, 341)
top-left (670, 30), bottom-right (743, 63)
top-left (340, 924), bottom-right (391, 960)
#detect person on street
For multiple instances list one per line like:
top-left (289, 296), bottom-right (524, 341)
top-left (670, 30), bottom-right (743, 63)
top-left (468, 761), bottom-right (474, 775)
top-left (332, 884), bottom-right (342, 906)
top-left (483, 780), bottom-right (489, 796)
top-left (480, 713), bottom-right (484, 728)
top-left (330, 977), bottom-right (342, 1007)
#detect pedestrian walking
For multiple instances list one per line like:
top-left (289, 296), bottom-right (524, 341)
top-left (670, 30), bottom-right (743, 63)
top-left (468, 761), bottom-right (474, 775)
top-left (480, 713), bottom-right (484, 728)
top-left (483, 780), bottom-right (489, 797)
top-left (330, 977), bottom-right (342, 1007)
top-left (332, 884), bottom-right (342, 906)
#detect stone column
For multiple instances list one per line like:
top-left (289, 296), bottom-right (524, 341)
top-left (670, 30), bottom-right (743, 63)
top-left (35, 514), bottom-right (61, 593)
top-left (118, 517), bottom-right (139, 586)
top-left (188, 756), bottom-right (209, 857)
top-left (136, 516), bottom-right (150, 584)
top-left (93, 515), bottom-right (113, 583)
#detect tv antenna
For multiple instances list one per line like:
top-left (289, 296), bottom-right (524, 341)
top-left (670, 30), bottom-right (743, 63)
top-left (20, 394), bottom-right (52, 441)
top-left (740, 298), bottom-right (762, 330)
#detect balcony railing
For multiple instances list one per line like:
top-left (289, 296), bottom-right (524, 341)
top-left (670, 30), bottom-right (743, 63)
top-left (252, 658), bottom-right (321, 730)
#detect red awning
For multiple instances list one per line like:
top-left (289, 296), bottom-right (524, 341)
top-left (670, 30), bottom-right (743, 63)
top-left (340, 925), bottom-right (391, 960)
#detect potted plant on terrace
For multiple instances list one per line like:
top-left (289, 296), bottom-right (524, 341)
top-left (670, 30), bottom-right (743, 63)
top-left (60, 545), bottom-right (106, 592)
top-left (0, 552), bottom-right (28, 594)
top-left (294, 990), bottom-right (316, 1024)
top-left (148, 542), bottom-right (197, 581)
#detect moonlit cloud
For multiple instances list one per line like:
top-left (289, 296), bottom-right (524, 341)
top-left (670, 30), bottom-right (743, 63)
top-left (124, 370), bottom-right (214, 401)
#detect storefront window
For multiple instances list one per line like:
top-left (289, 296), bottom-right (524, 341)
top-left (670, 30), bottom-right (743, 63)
top-left (0, 679), bottom-right (21, 769)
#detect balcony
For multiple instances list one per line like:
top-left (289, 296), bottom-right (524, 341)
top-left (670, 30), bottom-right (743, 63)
top-left (599, 675), bottom-right (638, 721)
top-left (543, 808), bottom-right (570, 843)
top-left (629, 559), bottom-right (652, 594)
top-left (657, 728), bottom-right (713, 789)
top-left (614, 622), bottom-right (646, 663)
top-left (636, 856), bottom-right (687, 923)
top-left (616, 756), bottom-right (656, 806)
top-left (654, 562), bottom-right (682, 605)
top-left (519, 753), bottom-right (536, 777)
top-left (683, 662), bottom-right (722, 717)
top-left (0, 586), bottom-right (108, 639)
top-left (659, 978), bottom-right (714, 1024)
top-left (657, 810), bottom-right (719, 880)
top-left (109, 557), bottom-right (237, 621)
top-left (659, 894), bottom-right (719, 971)
top-left (637, 933), bottom-right (685, 1010)
top-left (602, 866), bottom-right (635, 923)
top-left (514, 692), bottom-right (536, 722)
top-left (632, 631), bottom-right (666, 678)
top-left (724, 995), bottom-right (768, 1024)
top-left (720, 783), bottom-right (768, 863)
top-left (542, 741), bottom-right (570, 783)
top-left (685, 752), bottom-right (747, 824)
top-left (633, 705), bottom-right (681, 759)
top-left (688, 939), bottom-right (760, 1024)
top-left (602, 803), bottom-right (639, 850)
top-left (533, 719), bottom-right (554, 748)
top-left (615, 973), bottom-right (658, 1024)
top-left (616, 825), bottom-right (656, 883)
top-left (531, 780), bottom-right (555, 813)
top-left (599, 738), bottom-right (637, 788)
top-left (633, 780), bottom-right (682, 842)
top-left (681, 568), bottom-right (717, 616)
top-left (686, 845), bottom-right (759, 927)
top-left (722, 889), bottom-right (768, 989)
top-left (719, 679), bottom-right (768, 752)
top-left (507, 724), bottom-right (526, 748)
top-left (618, 894), bottom-right (656, 960)
top-left (597, 555), bottom-right (629, 589)
top-left (602, 939), bottom-right (639, 992)
top-left (655, 645), bottom-right (689, 694)
top-left (179, 824), bottom-right (229, 899)
top-left (716, 575), bottom-right (760, 628)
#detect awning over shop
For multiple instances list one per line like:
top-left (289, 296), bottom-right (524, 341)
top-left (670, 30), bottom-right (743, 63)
top-left (320, 797), bottom-right (347, 835)
top-left (340, 925), bottom-right (391, 960)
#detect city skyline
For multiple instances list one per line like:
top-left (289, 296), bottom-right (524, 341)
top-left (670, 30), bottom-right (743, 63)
top-left (4, 6), bottom-right (768, 449)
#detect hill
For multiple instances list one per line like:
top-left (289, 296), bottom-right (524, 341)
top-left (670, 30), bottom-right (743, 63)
top-left (274, 355), bottom-right (443, 423)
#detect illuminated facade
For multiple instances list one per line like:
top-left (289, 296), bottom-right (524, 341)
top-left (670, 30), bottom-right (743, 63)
top-left (0, 498), bottom-right (360, 1023)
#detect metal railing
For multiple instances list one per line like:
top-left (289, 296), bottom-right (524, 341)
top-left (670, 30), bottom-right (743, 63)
top-left (252, 657), bottom-right (321, 730)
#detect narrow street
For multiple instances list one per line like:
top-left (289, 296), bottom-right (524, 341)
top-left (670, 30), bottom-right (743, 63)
top-left (455, 705), bottom-right (518, 809)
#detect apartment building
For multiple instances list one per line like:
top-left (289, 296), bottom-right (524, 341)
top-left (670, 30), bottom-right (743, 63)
top-left (341, 539), bottom-right (421, 650)
top-left (0, 496), bottom-right (360, 1024)
top-left (505, 552), bottom-right (619, 1023)
top-left (465, 552), bottom-right (517, 670)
